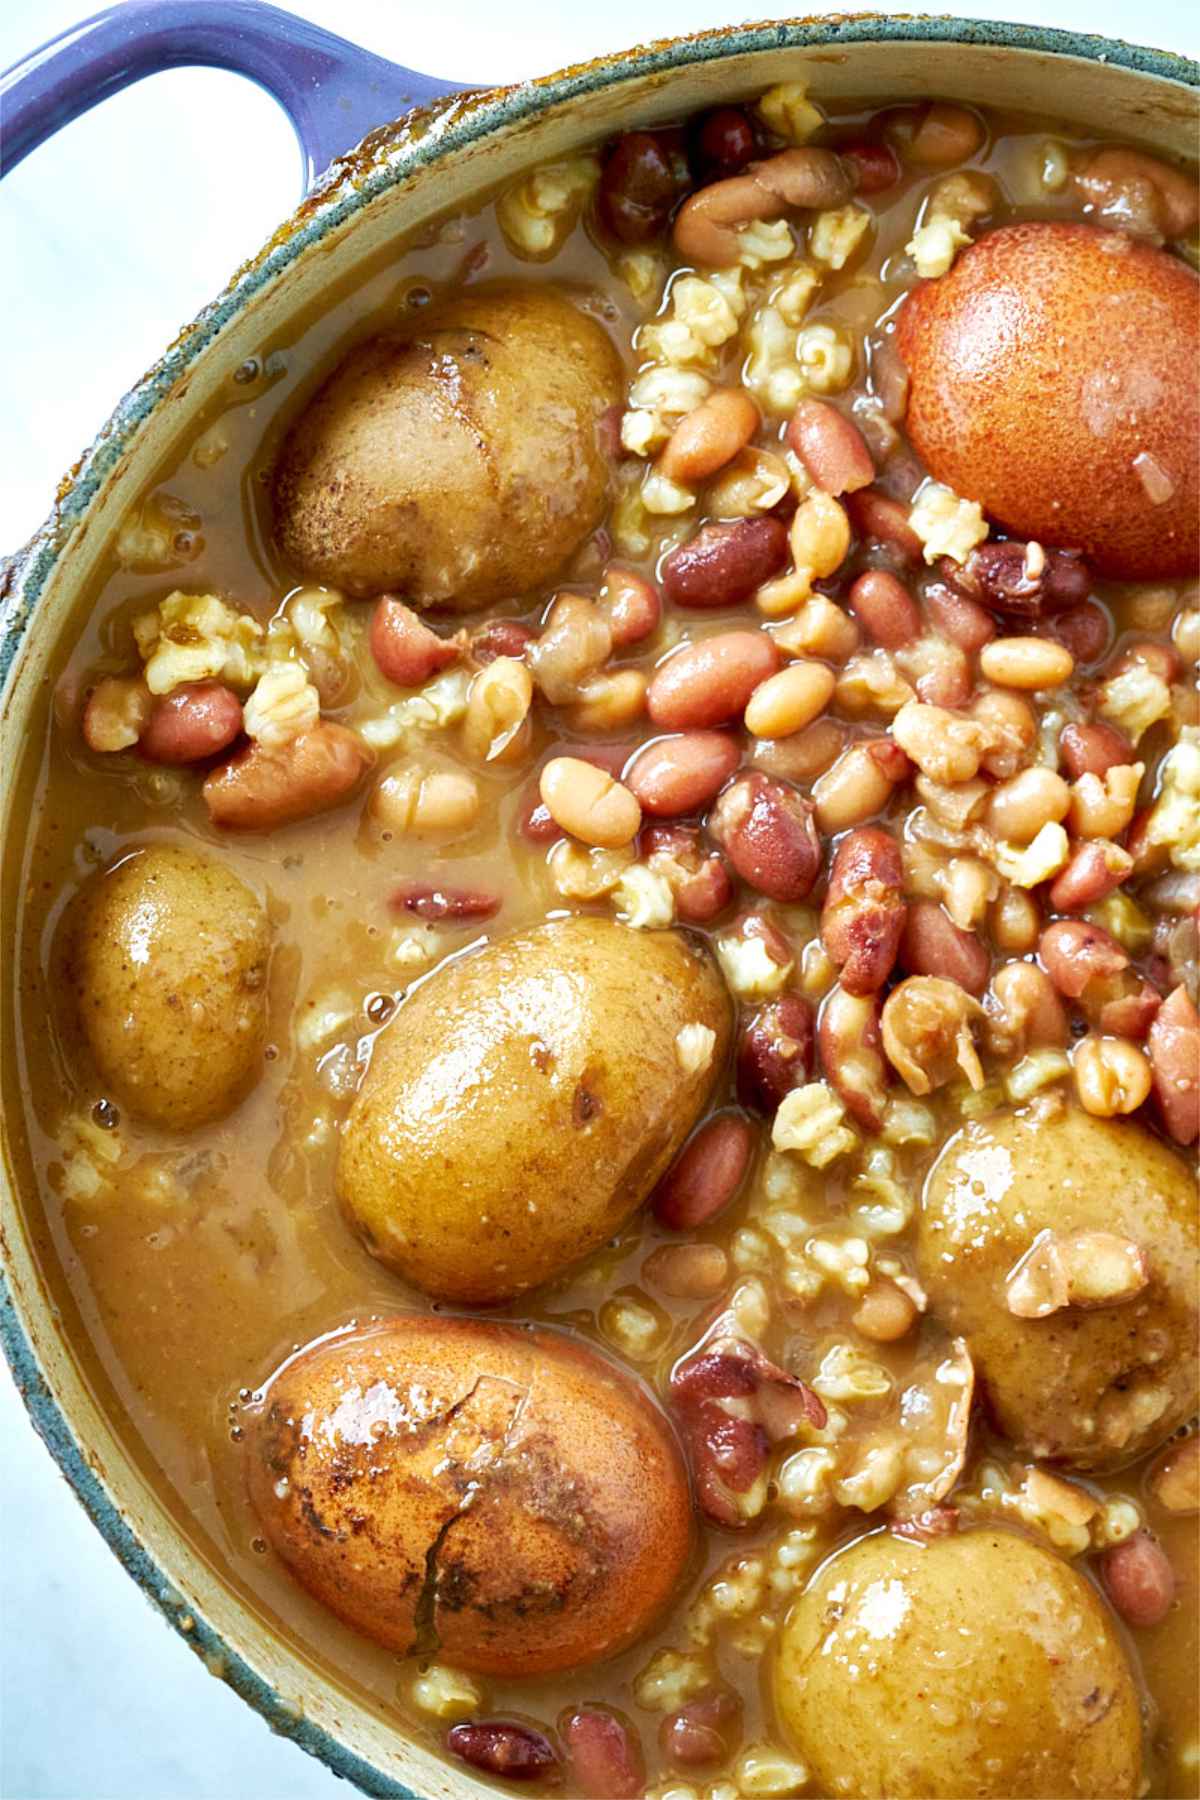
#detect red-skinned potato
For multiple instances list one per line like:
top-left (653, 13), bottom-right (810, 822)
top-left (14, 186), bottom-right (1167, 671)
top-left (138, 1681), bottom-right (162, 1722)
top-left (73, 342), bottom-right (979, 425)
top-left (246, 1316), bottom-right (693, 1674)
top-left (897, 222), bottom-right (1199, 578)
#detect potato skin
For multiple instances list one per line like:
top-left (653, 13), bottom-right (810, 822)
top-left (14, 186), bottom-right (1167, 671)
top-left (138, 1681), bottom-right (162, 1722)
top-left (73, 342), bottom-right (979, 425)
top-left (271, 284), bottom-right (623, 607)
top-left (337, 917), bottom-right (732, 1303)
top-left (246, 1315), bottom-right (693, 1674)
top-left (67, 843), bottom-right (269, 1130)
top-left (776, 1527), bottom-right (1142, 1799)
top-left (919, 1106), bottom-right (1198, 1470)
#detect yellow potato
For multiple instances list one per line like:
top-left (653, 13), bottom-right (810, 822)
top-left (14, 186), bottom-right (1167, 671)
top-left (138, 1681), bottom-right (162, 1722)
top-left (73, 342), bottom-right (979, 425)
top-left (271, 284), bottom-right (623, 607)
top-left (919, 1105), bottom-right (1198, 1469)
top-left (775, 1527), bottom-right (1142, 1799)
top-left (68, 843), bottom-right (269, 1130)
top-left (247, 1315), bottom-right (693, 1673)
top-left (337, 916), bottom-right (731, 1303)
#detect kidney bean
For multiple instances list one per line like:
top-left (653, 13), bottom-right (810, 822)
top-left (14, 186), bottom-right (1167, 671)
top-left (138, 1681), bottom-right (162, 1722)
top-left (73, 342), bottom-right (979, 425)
top-left (787, 399), bottom-right (875, 497)
top-left (692, 107), bottom-right (757, 178)
top-left (708, 772), bottom-right (821, 902)
top-left (647, 631), bottom-right (780, 730)
top-left (950, 541), bottom-right (1091, 619)
top-left (597, 130), bottom-right (689, 242)
top-left (370, 596), bottom-right (459, 686)
top-left (1098, 1532), bottom-right (1176, 1630)
top-left (1148, 985), bottom-right (1200, 1145)
top-left (923, 580), bottom-right (995, 652)
top-left (391, 881), bottom-right (500, 922)
top-left (1048, 840), bottom-right (1133, 913)
top-left (1100, 981), bottom-right (1163, 1043)
top-left (1038, 919), bottom-right (1128, 1000)
top-left (737, 994), bottom-right (814, 1113)
top-left (561, 1709), bottom-right (644, 1800)
top-left (447, 1722), bottom-right (559, 1780)
top-left (661, 518), bottom-right (789, 610)
top-left (1042, 601), bottom-right (1110, 666)
top-left (660, 1690), bottom-right (743, 1769)
top-left (470, 618), bottom-right (535, 665)
top-left (203, 721), bottom-right (371, 831)
top-left (641, 823), bottom-right (734, 923)
top-left (900, 900), bottom-right (989, 996)
top-left (817, 986), bottom-right (890, 1130)
top-left (654, 1113), bottom-right (757, 1231)
top-left (847, 570), bottom-right (920, 649)
top-left (601, 567), bottom-right (661, 647)
top-left (821, 827), bottom-right (906, 995)
top-left (138, 681), bottom-right (242, 764)
top-left (1059, 720), bottom-right (1134, 780)
top-left (625, 731), bottom-right (740, 817)
top-left (845, 486), bottom-right (923, 564)
top-left (836, 139), bottom-right (900, 194)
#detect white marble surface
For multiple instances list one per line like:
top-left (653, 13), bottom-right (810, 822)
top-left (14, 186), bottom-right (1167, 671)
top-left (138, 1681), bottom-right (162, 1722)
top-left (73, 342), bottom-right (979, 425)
top-left (1, 2), bottom-right (1196, 1796)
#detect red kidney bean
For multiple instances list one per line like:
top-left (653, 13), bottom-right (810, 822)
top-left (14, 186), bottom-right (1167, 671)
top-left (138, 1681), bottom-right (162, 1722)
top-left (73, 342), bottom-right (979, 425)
top-left (846, 487), bottom-right (923, 564)
top-left (737, 993), bottom-right (815, 1112)
top-left (1098, 981), bottom-right (1162, 1042)
top-left (654, 1113), bottom-right (757, 1230)
top-left (1047, 841), bottom-right (1133, 913)
top-left (821, 826), bottom-right (906, 994)
top-left (447, 1723), bottom-right (559, 1780)
top-left (660, 1690), bottom-right (743, 1769)
top-left (391, 881), bottom-right (500, 921)
top-left (1041, 601), bottom-right (1111, 666)
top-left (1038, 919), bottom-right (1128, 1000)
top-left (708, 772), bottom-right (821, 901)
top-left (837, 139), bottom-right (900, 194)
top-left (1098, 1532), bottom-right (1176, 1630)
top-left (518, 746), bottom-right (629, 842)
top-left (647, 632), bottom-right (780, 730)
top-left (847, 569), bottom-right (920, 648)
top-left (786, 399), bottom-right (875, 496)
top-left (900, 900), bottom-right (990, 996)
top-left (818, 986), bottom-right (890, 1130)
top-left (598, 131), bottom-right (689, 242)
top-left (642, 824), bottom-right (733, 924)
top-left (692, 108), bottom-right (757, 178)
top-left (561, 1709), bottom-right (644, 1800)
top-left (203, 721), bottom-right (372, 831)
top-left (1112, 639), bottom-right (1183, 685)
top-left (1059, 720), bottom-right (1134, 781)
top-left (951, 541), bottom-right (1092, 618)
top-left (660, 518), bottom-right (789, 610)
top-left (923, 580), bottom-right (995, 652)
top-left (370, 596), bottom-right (459, 686)
top-left (1148, 984), bottom-right (1200, 1145)
top-left (471, 618), bottom-right (535, 664)
top-left (138, 681), bottom-right (242, 764)
top-left (602, 567), bottom-right (661, 647)
top-left (625, 731), bottom-right (740, 816)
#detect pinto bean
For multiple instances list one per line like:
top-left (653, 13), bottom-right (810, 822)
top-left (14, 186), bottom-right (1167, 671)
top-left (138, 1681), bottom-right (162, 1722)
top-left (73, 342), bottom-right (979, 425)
top-left (812, 738), bottom-right (910, 833)
top-left (900, 900), bottom-right (989, 996)
top-left (923, 581), bottom-right (995, 653)
top-left (787, 399), bottom-right (875, 496)
top-left (447, 1722), bottom-right (558, 1781)
top-left (1148, 985), bottom-right (1200, 1145)
top-left (708, 772), bottom-right (821, 901)
top-left (1098, 1532), bottom-right (1176, 1630)
top-left (139, 681), bottom-right (243, 764)
top-left (820, 826), bottom-right (905, 995)
top-left (203, 721), bottom-right (371, 831)
top-left (598, 130), bottom-right (690, 243)
top-left (661, 518), bottom-right (789, 609)
top-left (817, 986), bottom-right (889, 1129)
top-left (660, 1691), bottom-right (743, 1768)
top-left (370, 597), bottom-right (459, 686)
top-left (846, 486), bottom-right (923, 564)
top-left (641, 824), bottom-right (733, 923)
top-left (642, 1242), bottom-right (730, 1300)
top-left (737, 994), bottom-right (815, 1112)
top-left (848, 570), bottom-right (920, 648)
top-left (752, 718), bottom-right (845, 784)
top-left (625, 732), bottom-right (740, 816)
top-left (1038, 919), bottom-right (1128, 1000)
top-left (659, 389), bottom-right (760, 486)
top-left (647, 632), bottom-right (780, 730)
top-left (672, 146), bottom-right (855, 266)
top-left (540, 757), bottom-right (641, 848)
top-left (561, 1709), bottom-right (645, 1800)
top-left (1059, 720), bottom-right (1134, 781)
top-left (654, 1114), bottom-right (757, 1231)
top-left (1047, 840), bottom-right (1133, 912)
top-left (600, 567), bottom-right (661, 648)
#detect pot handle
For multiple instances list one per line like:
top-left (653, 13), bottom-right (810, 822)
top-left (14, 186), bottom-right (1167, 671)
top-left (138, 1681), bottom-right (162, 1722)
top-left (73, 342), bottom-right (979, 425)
top-left (0, 0), bottom-right (470, 190)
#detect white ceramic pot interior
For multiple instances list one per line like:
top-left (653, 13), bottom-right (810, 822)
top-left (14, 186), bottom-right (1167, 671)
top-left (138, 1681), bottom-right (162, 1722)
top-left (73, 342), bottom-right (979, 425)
top-left (1, 32), bottom-right (1197, 1799)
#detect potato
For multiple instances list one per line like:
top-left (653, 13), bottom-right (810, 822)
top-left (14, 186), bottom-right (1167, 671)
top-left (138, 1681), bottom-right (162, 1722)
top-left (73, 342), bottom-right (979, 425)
top-left (271, 284), bottom-right (623, 607)
top-left (919, 1105), bottom-right (1198, 1470)
top-left (338, 916), bottom-right (731, 1303)
top-left (68, 843), bottom-right (269, 1130)
top-left (247, 1315), bottom-right (693, 1673)
top-left (775, 1527), bottom-right (1142, 1798)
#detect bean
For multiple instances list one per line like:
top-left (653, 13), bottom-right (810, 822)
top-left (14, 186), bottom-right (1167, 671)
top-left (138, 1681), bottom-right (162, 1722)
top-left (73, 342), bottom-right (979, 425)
top-left (908, 102), bottom-right (985, 166)
top-left (987, 767), bottom-right (1070, 845)
top-left (204, 721), bottom-right (371, 831)
top-left (660, 1691), bottom-right (743, 1769)
top-left (708, 772), bottom-right (821, 901)
top-left (1112, 639), bottom-right (1184, 685)
top-left (1059, 721), bottom-right (1134, 781)
top-left (1073, 146), bottom-right (1199, 240)
top-left (600, 567), bottom-right (661, 647)
top-left (1148, 1437), bottom-right (1200, 1515)
top-left (892, 700), bottom-right (986, 784)
top-left (529, 593), bottom-right (611, 704)
top-left (787, 399), bottom-right (874, 496)
top-left (470, 618), bottom-right (535, 664)
top-left (1045, 601), bottom-right (1109, 666)
top-left (659, 389), bottom-right (760, 486)
top-left (1038, 919), bottom-right (1128, 1000)
top-left (737, 994), bottom-right (815, 1113)
top-left (370, 596), bottom-right (459, 687)
top-left (661, 517), bottom-right (789, 609)
top-left (1148, 985), bottom-right (1200, 1145)
top-left (139, 681), bottom-right (242, 764)
top-left (848, 570), bottom-right (920, 649)
top-left (952, 541), bottom-right (1091, 619)
top-left (598, 130), bottom-right (689, 243)
top-left (989, 887), bottom-right (1041, 955)
top-left (979, 636), bottom-right (1074, 690)
top-left (744, 661), bottom-right (835, 739)
top-left (817, 986), bottom-right (889, 1130)
top-left (972, 688), bottom-right (1037, 780)
top-left (461, 656), bottom-right (533, 763)
top-left (647, 632), bottom-right (780, 730)
top-left (881, 975), bottom-right (985, 1096)
top-left (82, 675), bottom-right (150, 753)
top-left (540, 756), bottom-right (641, 848)
top-left (672, 146), bottom-right (854, 267)
top-left (752, 717), bottom-right (845, 783)
top-left (692, 107), bottom-right (758, 178)
top-left (771, 597), bottom-right (860, 664)
top-left (821, 826), bottom-right (906, 995)
top-left (923, 581), bottom-right (995, 653)
top-left (392, 881), bottom-right (500, 922)
top-left (837, 139), bottom-right (900, 195)
top-left (1073, 1035), bottom-right (1153, 1117)
top-left (985, 962), bottom-right (1068, 1057)
top-left (447, 1722), bottom-right (558, 1780)
top-left (845, 486), bottom-right (923, 564)
top-left (561, 1709), bottom-right (645, 1800)
top-left (642, 823), bottom-right (734, 924)
top-left (853, 1280), bottom-right (918, 1342)
top-left (569, 669), bottom-right (648, 734)
top-left (653, 1114), bottom-right (756, 1230)
top-left (900, 900), bottom-right (989, 996)
top-left (625, 731), bottom-right (740, 816)
top-left (906, 634), bottom-right (972, 710)
top-left (789, 492), bottom-right (851, 586)
top-left (643, 1242), bottom-right (730, 1300)
top-left (1048, 840), bottom-right (1133, 912)
top-left (1098, 1532), bottom-right (1176, 1631)
top-left (813, 739), bottom-right (910, 833)
top-left (372, 767), bottom-right (480, 836)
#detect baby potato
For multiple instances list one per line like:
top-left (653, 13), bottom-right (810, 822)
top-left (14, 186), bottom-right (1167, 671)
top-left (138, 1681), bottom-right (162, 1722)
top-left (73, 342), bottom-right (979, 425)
top-left (67, 843), bottom-right (269, 1130)
top-left (920, 1105), bottom-right (1198, 1470)
top-left (775, 1527), bottom-right (1142, 1799)
top-left (247, 1315), bottom-right (693, 1674)
top-left (338, 916), bottom-right (732, 1304)
top-left (272, 284), bottom-right (623, 607)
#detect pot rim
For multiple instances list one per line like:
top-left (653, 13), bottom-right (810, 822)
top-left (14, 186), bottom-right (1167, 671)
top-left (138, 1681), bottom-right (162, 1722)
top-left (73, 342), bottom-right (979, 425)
top-left (2, 15), bottom-right (1197, 1799)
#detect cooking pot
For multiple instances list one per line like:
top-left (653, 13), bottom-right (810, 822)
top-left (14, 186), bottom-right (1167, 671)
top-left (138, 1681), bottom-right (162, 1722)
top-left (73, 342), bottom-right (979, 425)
top-left (1, 7), bottom-right (1196, 1795)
